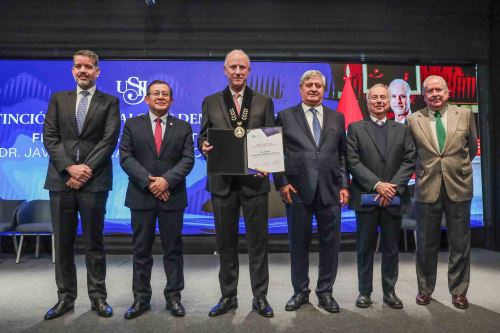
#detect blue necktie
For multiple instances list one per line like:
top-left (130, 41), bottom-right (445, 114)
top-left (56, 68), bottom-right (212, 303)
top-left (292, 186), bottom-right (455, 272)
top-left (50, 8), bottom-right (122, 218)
top-left (310, 108), bottom-right (321, 146)
top-left (76, 90), bottom-right (90, 134)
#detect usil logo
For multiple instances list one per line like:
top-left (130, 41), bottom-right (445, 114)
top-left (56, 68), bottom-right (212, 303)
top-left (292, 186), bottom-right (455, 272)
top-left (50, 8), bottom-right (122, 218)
top-left (116, 77), bottom-right (147, 105)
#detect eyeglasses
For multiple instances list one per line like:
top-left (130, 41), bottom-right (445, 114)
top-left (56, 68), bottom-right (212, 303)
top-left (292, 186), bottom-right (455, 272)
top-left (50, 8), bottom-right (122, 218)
top-left (147, 91), bottom-right (171, 97)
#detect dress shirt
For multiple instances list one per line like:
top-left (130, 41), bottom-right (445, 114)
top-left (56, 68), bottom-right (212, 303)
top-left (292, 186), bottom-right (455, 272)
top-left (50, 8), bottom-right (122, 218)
top-left (369, 115), bottom-right (387, 125)
top-left (229, 87), bottom-right (244, 108)
top-left (75, 85), bottom-right (96, 117)
top-left (302, 103), bottom-right (324, 137)
top-left (428, 106), bottom-right (448, 149)
top-left (149, 111), bottom-right (168, 138)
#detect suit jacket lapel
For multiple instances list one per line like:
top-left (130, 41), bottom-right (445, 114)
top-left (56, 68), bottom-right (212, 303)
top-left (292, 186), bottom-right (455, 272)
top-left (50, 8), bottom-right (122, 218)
top-left (292, 104), bottom-right (317, 148)
top-left (159, 115), bottom-right (177, 156)
top-left (362, 120), bottom-right (385, 159)
top-left (80, 90), bottom-right (101, 135)
top-left (141, 114), bottom-right (158, 156)
top-left (318, 108), bottom-right (332, 148)
top-left (218, 91), bottom-right (232, 128)
top-left (442, 106), bottom-right (460, 154)
top-left (64, 91), bottom-right (79, 137)
top-left (416, 108), bottom-right (440, 154)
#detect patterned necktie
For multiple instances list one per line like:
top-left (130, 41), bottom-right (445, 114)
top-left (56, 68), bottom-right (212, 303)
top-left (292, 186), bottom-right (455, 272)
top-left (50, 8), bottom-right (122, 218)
top-left (154, 118), bottom-right (163, 154)
top-left (310, 108), bottom-right (321, 146)
top-left (233, 92), bottom-right (241, 115)
top-left (435, 111), bottom-right (446, 152)
top-left (76, 90), bottom-right (90, 134)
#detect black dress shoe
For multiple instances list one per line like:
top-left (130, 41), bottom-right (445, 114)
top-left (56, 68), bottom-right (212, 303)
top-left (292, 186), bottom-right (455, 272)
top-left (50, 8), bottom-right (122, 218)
top-left (124, 302), bottom-right (151, 319)
top-left (452, 295), bottom-right (469, 309)
top-left (44, 300), bottom-right (75, 320)
top-left (285, 293), bottom-right (309, 311)
top-left (318, 295), bottom-right (340, 313)
top-left (91, 298), bottom-right (113, 317)
top-left (208, 296), bottom-right (238, 317)
top-left (383, 292), bottom-right (403, 309)
top-left (416, 292), bottom-right (431, 305)
top-left (355, 294), bottom-right (372, 308)
top-left (166, 299), bottom-right (186, 317)
top-left (252, 296), bottom-right (274, 318)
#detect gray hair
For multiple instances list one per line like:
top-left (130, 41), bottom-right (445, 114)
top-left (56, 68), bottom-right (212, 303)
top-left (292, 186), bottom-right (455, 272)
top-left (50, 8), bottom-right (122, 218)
top-left (300, 70), bottom-right (326, 87)
top-left (73, 50), bottom-right (99, 67)
top-left (422, 75), bottom-right (449, 93)
top-left (224, 49), bottom-right (251, 67)
top-left (366, 83), bottom-right (390, 100)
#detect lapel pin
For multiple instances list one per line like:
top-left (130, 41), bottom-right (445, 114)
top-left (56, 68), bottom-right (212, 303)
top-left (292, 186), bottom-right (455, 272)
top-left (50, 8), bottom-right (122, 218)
top-left (169, 122), bottom-right (173, 126)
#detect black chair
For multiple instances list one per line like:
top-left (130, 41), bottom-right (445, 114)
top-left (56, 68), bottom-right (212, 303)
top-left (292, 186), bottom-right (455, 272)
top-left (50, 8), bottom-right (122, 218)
top-left (14, 200), bottom-right (54, 264)
top-left (0, 199), bottom-right (25, 254)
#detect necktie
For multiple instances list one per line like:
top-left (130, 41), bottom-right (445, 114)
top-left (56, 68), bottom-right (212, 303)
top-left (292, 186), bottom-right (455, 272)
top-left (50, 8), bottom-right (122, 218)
top-left (154, 118), bottom-right (163, 154)
top-left (435, 111), bottom-right (446, 152)
top-left (376, 119), bottom-right (384, 126)
top-left (76, 90), bottom-right (90, 134)
top-left (310, 108), bottom-right (321, 146)
top-left (233, 92), bottom-right (241, 115)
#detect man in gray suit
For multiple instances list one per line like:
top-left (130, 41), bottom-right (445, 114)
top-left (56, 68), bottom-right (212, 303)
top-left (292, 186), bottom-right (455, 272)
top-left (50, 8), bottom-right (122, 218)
top-left (43, 50), bottom-right (121, 319)
top-left (198, 49), bottom-right (275, 318)
top-left (347, 84), bottom-right (415, 309)
top-left (408, 75), bottom-right (478, 309)
top-left (275, 70), bottom-right (349, 313)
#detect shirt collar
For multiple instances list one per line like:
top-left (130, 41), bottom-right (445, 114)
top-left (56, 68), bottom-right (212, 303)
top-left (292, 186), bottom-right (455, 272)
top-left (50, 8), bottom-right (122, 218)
top-left (229, 87), bottom-right (245, 98)
top-left (148, 111), bottom-right (168, 123)
top-left (302, 103), bottom-right (323, 115)
top-left (369, 114), bottom-right (387, 124)
top-left (428, 105), bottom-right (447, 117)
top-left (76, 85), bottom-right (96, 96)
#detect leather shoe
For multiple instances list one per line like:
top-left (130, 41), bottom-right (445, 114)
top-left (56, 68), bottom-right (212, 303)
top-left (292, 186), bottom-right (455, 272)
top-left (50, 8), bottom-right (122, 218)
top-left (355, 294), bottom-right (372, 308)
top-left (124, 302), bottom-right (151, 319)
top-left (318, 295), bottom-right (340, 313)
top-left (452, 295), bottom-right (469, 309)
top-left (285, 293), bottom-right (309, 311)
top-left (416, 292), bottom-right (431, 305)
top-left (252, 296), bottom-right (274, 318)
top-left (91, 298), bottom-right (113, 317)
top-left (166, 299), bottom-right (186, 317)
top-left (383, 292), bottom-right (403, 309)
top-left (44, 300), bottom-right (74, 320)
top-left (208, 296), bottom-right (238, 317)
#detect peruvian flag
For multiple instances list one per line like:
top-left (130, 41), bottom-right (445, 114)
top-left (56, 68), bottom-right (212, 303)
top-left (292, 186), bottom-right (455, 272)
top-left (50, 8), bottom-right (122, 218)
top-left (338, 64), bottom-right (363, 128)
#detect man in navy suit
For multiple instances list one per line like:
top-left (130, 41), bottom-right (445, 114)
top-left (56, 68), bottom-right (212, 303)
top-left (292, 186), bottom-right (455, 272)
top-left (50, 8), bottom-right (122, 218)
top-left (120, 80), bottom-right (194, 319)
top-left (275, 70), bottom-right (349, 313)
top-left (43, 50), bottom-right (120, 320)
top-left (347, 84), bottom-right (415, 309)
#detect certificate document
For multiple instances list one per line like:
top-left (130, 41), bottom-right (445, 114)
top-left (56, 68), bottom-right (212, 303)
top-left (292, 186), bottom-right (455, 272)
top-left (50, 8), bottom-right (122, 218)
top-left (246, 127), bottom-right (285, 173)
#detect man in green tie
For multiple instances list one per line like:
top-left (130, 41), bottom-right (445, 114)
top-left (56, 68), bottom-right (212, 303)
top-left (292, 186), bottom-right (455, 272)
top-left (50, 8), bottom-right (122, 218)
top-left (407, 75), bottom-right (478, 309)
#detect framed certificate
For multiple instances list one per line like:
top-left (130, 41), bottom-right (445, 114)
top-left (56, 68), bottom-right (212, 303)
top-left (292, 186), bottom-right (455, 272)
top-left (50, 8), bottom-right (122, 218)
top-left (207, 127), bottom-right (284, 175)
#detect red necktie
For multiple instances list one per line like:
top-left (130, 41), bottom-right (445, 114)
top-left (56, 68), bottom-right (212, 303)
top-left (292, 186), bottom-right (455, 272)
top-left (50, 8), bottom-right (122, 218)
top-left (233, 92), bottom-right (241, 115)
top-left (154, 118), bottom-right (162, 154)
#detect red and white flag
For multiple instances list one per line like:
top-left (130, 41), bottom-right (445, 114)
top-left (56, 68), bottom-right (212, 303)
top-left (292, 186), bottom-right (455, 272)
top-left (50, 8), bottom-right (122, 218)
top-left (338, 64), bottom-right (363, 129)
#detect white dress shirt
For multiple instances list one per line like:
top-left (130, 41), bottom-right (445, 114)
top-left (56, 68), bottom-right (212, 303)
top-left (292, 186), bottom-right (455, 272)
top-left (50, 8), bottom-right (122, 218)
top-left (302, 103), bottom-right (324, 138)
top-left (75, 85), bottom-right (96, 117)
top-left (149, 111), bottom-right (168, 138)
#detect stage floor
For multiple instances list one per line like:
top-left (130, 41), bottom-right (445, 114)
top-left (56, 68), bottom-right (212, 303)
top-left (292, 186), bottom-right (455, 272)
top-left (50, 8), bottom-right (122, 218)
top-left (0, 249), bottom-right (499, 333)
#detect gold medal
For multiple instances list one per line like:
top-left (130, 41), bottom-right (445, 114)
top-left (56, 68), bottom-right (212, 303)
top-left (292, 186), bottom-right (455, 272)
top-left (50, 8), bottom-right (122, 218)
top-left (234, 126), bottom-right (245, 138)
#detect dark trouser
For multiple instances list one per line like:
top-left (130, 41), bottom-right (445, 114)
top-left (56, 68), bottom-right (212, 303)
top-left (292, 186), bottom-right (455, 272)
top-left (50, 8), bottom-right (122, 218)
top-left (287, 190), bottom-right (341, 297)
top-left (49, 190), bottom-right (108, 302)
top-left (355, 209), bottom-right (402, 296)
top-left (211, 190), bottom-right (269, 298)
top-left (131, 208), bottom-right (184, 304)
top-left (416, 183), bottom-right (471, 296)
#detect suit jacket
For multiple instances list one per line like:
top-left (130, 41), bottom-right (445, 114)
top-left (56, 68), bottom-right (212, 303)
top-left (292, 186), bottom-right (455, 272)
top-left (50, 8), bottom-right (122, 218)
top-left (274, 104), bottom-right (349, 206)
top-left (347, 119), bottom-right (416, 215)
top-left (43, 89), bottom-right (121, 192)
top-left (407, 105), bottom-right (477, 203)
top-left (120, 113), bottom-right (194, 211)
top-left (198, 86), bottom-right (275, 197)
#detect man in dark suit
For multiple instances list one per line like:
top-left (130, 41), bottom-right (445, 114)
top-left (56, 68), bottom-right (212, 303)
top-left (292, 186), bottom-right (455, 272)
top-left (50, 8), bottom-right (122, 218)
top-left (198, 49), bottom-right (275, 318)
top-left (120, 80), bottom-right (194, 319)
top-left (43, 50), bottom-right (120, 320)
top-left (347, 84), bottom-right (416, 309)
top-left (275, 70), bottom-right (349, 313)
top-left (408, 75), bottom-right (478, 309)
